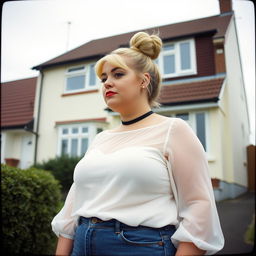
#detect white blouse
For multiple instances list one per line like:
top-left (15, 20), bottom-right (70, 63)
top-left (51, 118), bottom-right (224, 254)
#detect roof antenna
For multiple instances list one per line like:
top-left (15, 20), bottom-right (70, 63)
top-left (66, 21), bottom-right (71, 52)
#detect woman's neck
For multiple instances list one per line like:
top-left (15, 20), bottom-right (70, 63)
top-left (119, 107), bottom-right (152, 122)
top-left (110, 113), bottom-right (167, 133)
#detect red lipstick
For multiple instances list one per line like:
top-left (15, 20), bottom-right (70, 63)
top-left (106, 91), bottom-right (117, 97)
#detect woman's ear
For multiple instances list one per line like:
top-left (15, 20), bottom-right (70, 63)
top-left (141, 73), bottom-right (151, 88)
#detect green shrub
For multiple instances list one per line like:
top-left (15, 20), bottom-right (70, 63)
top-left (1, 164), bottom-right (62, 255)
top-left (245, 214), bottom-right (255, 244)
top-left (33, 155), bottom-right (80, 195)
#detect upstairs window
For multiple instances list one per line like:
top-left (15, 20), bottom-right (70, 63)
top-left (65, 63), bottom-right (97, 93)
top-left (156, 39), bottom-right (197, 78)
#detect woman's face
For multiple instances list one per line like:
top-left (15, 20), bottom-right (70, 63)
top-left (100, 57), bottom-right (145, 112)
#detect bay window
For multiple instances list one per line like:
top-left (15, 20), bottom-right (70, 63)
top-left (57, 124), bottom-right (103, 157)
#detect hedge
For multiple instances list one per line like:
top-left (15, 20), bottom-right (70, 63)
top-left (33, 155), bottom-right (81, 196)
top-left (1, 164), bottom-right (62, 255)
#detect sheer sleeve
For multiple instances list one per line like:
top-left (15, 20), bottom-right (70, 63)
top-left (166, 118), bottom-right (224, 255)
top-left (51, 183), bottom-right (78, 239)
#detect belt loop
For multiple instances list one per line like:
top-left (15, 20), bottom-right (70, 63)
top-left (159, 230), bottom-right (169, 242)
top-left (115, 220), bottom-right (121, 234)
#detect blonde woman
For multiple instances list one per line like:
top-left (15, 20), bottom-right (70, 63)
top-left (52, 32), bottom-right (224, 256)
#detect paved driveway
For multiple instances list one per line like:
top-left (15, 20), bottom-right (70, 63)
top-left (216, 192), bottom-right (255, 255)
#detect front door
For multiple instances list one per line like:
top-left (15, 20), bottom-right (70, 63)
top-left (20, 135), bottom-right (34, 169)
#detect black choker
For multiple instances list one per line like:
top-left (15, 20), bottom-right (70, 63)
top-left (121, 111), bottom-right (154, 125)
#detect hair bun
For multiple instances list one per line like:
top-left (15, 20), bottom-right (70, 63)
top-left (129, 32), bottom-right (162, 60)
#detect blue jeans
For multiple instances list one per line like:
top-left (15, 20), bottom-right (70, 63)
top-left (71, 217), bottom-right (177, 256)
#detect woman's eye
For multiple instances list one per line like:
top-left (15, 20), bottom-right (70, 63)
top-left (101, 78), bottom-right (107, 83)
top-left (114, 73), bottom-right (124, 78)
top-left (101, 72), bottom-right (124, 83)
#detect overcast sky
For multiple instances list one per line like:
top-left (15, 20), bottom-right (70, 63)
top-left (1, 0), bottom-right (255, 142)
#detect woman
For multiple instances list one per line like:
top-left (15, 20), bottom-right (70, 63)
top-left (52, 32), bottom-right (224, 256)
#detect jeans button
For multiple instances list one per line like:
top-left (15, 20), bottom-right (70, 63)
top-left (91, 217), bottom-right (97, 224)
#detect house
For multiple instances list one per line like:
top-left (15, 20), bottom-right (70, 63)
top-left (2, 0), bottom-right (250, 201)
top-left (1, 77), bottom-right (37, 169)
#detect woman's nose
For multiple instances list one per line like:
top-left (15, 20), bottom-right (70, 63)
top-left (104, 78), bottom-right (114, 89)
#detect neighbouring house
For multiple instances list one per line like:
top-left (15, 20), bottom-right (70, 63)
top-left (2, 0), bottom-right (250, 200)
top-left (1, 77), bottom-right (37, 169)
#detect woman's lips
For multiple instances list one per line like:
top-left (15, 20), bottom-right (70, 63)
top-left (106, 91), bottom-right (117, 97)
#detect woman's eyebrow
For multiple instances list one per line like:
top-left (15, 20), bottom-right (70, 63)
top-left (101, 67), bottom-right (124, 77)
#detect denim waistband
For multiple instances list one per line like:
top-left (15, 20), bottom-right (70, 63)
top-left (78, 216), bottom-right (176, 233)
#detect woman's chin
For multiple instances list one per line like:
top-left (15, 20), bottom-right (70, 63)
top-left (106, 101), bottom-right (123, 113)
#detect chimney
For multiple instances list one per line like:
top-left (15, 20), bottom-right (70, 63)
top-left (219, 0), bottom-right (233, 14)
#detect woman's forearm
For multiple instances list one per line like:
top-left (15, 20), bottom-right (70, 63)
top-left (176, 242), bottom-right (205, 256)
top-left (55, 235), bottom-right (74, 256)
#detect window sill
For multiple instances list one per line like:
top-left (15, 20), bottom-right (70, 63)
top-left (207, 155), bottom-right (216, 162)
top-left (62, 89), bottom-right (99, 97)
top-left (162, 71), bottom-right (197, 80)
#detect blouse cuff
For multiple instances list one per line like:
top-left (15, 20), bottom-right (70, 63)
top-left (171, 222), bottom-right (224, 255)
top-left (51, 217), bottom-right (77, 240)
top-left (59, 233), bottom-right (74, 240)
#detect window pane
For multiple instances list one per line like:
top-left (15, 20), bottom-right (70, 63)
top-left (66, 75), bottom-right (85, 91)
top-left (82, 127), bottom-right (88, 133)
top-left (71, 138), bottom-right (78, 156)
top-left (81, 138), bottom-right (88, 155)
top-left (180, 42), bottom-right (191, 70)
top-left (61, 139), bottom-right (68, 155)
top-left (163, 44), bottom-right (174, 51)
top-left (176, 113), bottom-right (189, 120)
top-left (89, 64), bottom-right (96, 86)
top-left (62, 128), bottom-right (68, 134)
top-left (163, 55), bottom-right (175, 74)
top-left (72, 127), bottom-right (78, 134)
top-left (196, 113), bottom-right (206, 150)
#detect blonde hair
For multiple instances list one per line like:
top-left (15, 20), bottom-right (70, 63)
top-left (95, 32), bottom-right (162, 107)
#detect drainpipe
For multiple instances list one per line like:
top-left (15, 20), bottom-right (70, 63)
top-left (34, 70), bottom-right (44, 165)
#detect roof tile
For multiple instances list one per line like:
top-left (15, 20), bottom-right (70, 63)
top-left (1, 77), bottom-right (37, 128)
top-left (158, 78), bottom-right (224, 105)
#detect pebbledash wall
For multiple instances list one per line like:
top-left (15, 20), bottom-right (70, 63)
top-left (212, 16), bottom-right (250, 200)
top-left (33, 63), bottom-right (108, 163)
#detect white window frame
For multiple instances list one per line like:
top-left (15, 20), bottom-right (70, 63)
top-left (158, 38), bottom-right (197, 79)
top-left (64, 63), bottom-right (98, 93)
top-left (1, 132), bottom-right (6, 163)
top-left (57, 123), bottom-right (104, 157)
top-left (190, 111), bottom-right (210, 153)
